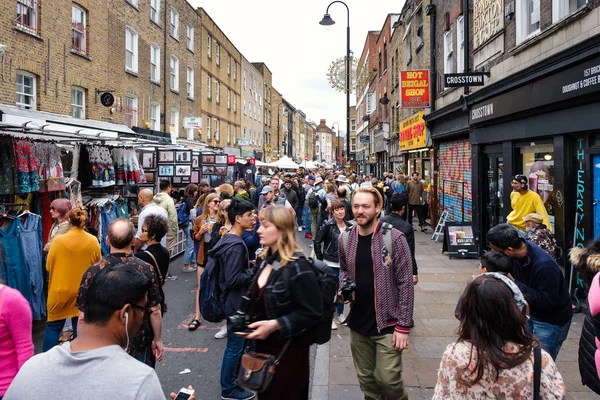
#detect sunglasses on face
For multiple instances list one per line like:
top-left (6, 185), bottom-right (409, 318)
top-left (50, 207), bottom-right (55, 211)
top-left (212, 200), bottom-right (221, 204)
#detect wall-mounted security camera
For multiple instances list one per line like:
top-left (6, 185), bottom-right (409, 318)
top-left (505, 2), bottom-right (515, 20)
top-left (0, 44), bottom-right (7, 53)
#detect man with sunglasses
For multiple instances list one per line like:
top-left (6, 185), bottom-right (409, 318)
top-left (77, 218), bottom-right (164, 368)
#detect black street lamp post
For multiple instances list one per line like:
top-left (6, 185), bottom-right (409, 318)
top-left (320, 1), bottom-right (350, 169)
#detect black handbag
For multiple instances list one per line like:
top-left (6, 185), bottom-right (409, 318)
top-left (236, 339), bottom-right (291, 393)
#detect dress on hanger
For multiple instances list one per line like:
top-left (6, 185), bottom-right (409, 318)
top-left (0, 219), bottom-right (32, 305)
top-left (12, 140), bottom-right (40, 193)
top-left (19, 213), bottom-right (45, 319)
top-left (34, 143), bottom-right (66, 192)
top-left (0, 138), bottom-right (18, 195)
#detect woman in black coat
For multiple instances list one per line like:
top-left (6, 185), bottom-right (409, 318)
top-left (314, 201), bottom-right (353, 327)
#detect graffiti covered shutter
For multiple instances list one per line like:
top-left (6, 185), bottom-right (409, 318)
top-left (437, 139), bottom-right (473, 222)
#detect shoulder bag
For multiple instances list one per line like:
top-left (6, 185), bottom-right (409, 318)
top-left (143, 250), bottom-right (167, 313)
top-left (533, 347), bottom-right (541, 400)
top-left (237, 339), bottom-right (291, 393)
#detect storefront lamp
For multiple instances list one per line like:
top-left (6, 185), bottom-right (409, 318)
top-left (544, 153), bottom-right (552, 161)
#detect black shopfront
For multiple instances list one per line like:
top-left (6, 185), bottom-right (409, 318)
top-left (467, 35), bottom-right (600, 274)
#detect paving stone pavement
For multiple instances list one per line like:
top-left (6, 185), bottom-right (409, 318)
top-left (311, 230), bottom-right (593, 400)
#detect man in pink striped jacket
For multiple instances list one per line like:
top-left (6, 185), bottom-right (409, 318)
top-left (338, 186), bottom-right (414, 400)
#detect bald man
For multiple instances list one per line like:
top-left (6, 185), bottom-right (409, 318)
top-left (77, 218), bottom-right (164, 367)
top-left (134, 189), bottom-right (169, 252)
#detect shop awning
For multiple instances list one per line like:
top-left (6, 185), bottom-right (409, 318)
top-left (0, 104), bottom-right (136, 140)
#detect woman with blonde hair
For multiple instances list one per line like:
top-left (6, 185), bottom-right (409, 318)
top-left (188, 193), bottom-right (221, 331)
top-left (43, 207), bottom-right (101, 351)
top-left (244, 206), bottom-right (322, 400)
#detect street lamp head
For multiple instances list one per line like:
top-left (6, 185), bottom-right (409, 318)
top-left (319, 13), bottom-right (335, 26)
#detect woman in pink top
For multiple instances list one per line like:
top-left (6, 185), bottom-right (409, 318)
top-left (0, 282), bottom-right (34, 399)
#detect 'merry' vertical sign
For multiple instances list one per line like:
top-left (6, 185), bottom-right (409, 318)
top-left (400, 70), bottom-right (430, 108)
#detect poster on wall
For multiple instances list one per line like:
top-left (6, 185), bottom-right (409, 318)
top-left (443, 222), bottom-right (478, 258)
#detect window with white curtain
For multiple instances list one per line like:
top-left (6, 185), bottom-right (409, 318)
top-left (186, 67), bottom-right (194, 99)
top-left (170, 8), bottom-right (179, 38)
top-left (125, 27), bottom-right (138, 73)
top-left (456, 16), bottom-right (464, 73)
top-left (207, 75), bottom-right (211, 99)
top-left (170, 109), bottom-right (179, 137)
top-left (444, 30), bottom-right (454, 80)
top-left (150, 0), bottom-right (160, 24)
top-left (150, 102), bottom-right (160, 130)
top-left (150, 44), bottom-right (160, 83)
top-left (553, 0), bottom-right (586, 23)
top-left (186, 24), bottom-right (194, 51)
top-left (71, 87), bottom-right (85, 119)
top-left (516, 0), bottom-right (540, 44)
top-left (170, 56), bottom-right (179, 91)
top-left (125, 95), bottom-right (137, 128)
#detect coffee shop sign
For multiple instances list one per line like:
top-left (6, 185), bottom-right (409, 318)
top-left (473, 0), bottom-right (504, 49)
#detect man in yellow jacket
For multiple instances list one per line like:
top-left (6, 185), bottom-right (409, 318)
top-left (506, 174), bottom-right (551, 237)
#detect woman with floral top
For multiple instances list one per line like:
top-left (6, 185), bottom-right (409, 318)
top-left (433, 275), bottom-right (566, 399)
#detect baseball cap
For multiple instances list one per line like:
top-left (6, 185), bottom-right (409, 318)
top-left (261, 186), bottom-right (274, 195)
top-left (371, 178), bottom-right (378, 185)
top-left (308, 174), bottom-right (315, 181)
top-left (513, 174), bottom-right (528, 185)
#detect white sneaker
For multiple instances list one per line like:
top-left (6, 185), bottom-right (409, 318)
top-left (297, 226), bottom-right (303, 231)
top-left (214, 325), bottom-right (227, 339)
top-left (331, 320), bottom-right (337, 330)
top-left (335, 314), bottom-right (347, 325)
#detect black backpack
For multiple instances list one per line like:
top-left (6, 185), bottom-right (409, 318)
top-left (308, 190), bottom-right (323, 209)
top-left (306, 257), bottom-right (339, 345)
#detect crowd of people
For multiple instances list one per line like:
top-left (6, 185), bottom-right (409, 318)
top-left (1, 166), bottom-right (600, 400)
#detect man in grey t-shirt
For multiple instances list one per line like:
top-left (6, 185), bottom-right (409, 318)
top-left (4, 264), bottom-right (194, 400)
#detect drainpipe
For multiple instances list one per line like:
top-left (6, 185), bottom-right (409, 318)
top-left (426, 1), bottom-right (436, 113)
top-left (163, 0), bottom-right (168, 132)
top-left (463, 0), bottom-right (470, 95)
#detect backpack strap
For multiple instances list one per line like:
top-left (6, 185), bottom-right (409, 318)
top-left (533, 347), bottom-right (541, 400)
top-left (143, 250), bottom-right (164, 284)
top-left (380, 222), bottom-right (393, 260)
top-left (340, 225), bottom-right (353, 257)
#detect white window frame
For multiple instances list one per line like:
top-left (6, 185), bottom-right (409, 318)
top-left (552, 0), bottom-right (586, 23)
top-left (150, 102), bottom-right (160, 130)
top-left (186, 67), bottom-right (194, 99)
top-left (516, 0), bottom-right (541, 44)
top-left (233, 61), bottom-right (237, 80)
top-left (214, 118), bottom-right (219, 140)
top-left (186, 24), bottom-right (194, 51)
top-left (16, 71), bottom-right (36, 110)
top-left (227, 124), bottom-right (231, 144)
top-left (215, 80), bottom-right (220, 104)
top-left (71, 5), bottom-right (87, 55)
top-left (244, 99), bottom-right (247, 115)
top-left (207, 75), bottom-right (211, 99)
top-left (71, 86), bottom-right (85, 119)
top-left (16, 0), bottom-right (39, 34)
top-left (227, 89), bottom-right (231, 109)
top-left (243, 69), bottom-right (247, 89)
top-left (233, 94), bottom-right (237, 112)
top-left (186, 115), bottom-right (194, 140)
top-left (227, 54), bottom-right (231, 75)
top-left (170, 8), bottom-right (179, 39)
top-left (207, 34), bottom-right (212, 58)
top-left (125, 95), bottom-right (138, 128)
top-left (170, 108), bottom-right (179, 137)
top-left (125, 27), bottom-right (138, 73)
top-left (170, 56), bottom-right (179, 92)
top-left (150, 0), bottom-right (160, 24)
top-left (216, 43), bottom-right (220, 66)
top-left (126, 0), bottom-right (138, 7)
top-left (444, 30), bottom-right (454, 80)
top-left (456, 16), bottom-right (465, 74)
top-left (206, 117), bottom-right (211, 140)
top-left (150, 44), bottom-right (160, 83)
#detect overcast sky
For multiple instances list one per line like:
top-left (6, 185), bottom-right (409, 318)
top-left (189, 0), bottom-right (402, 136)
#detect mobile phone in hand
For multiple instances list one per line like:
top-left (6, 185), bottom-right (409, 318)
top-left (174, 388), bottom-right (194, 400)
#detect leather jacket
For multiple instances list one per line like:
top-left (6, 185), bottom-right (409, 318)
top-left (314, 219), bottom-right (353, 263)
